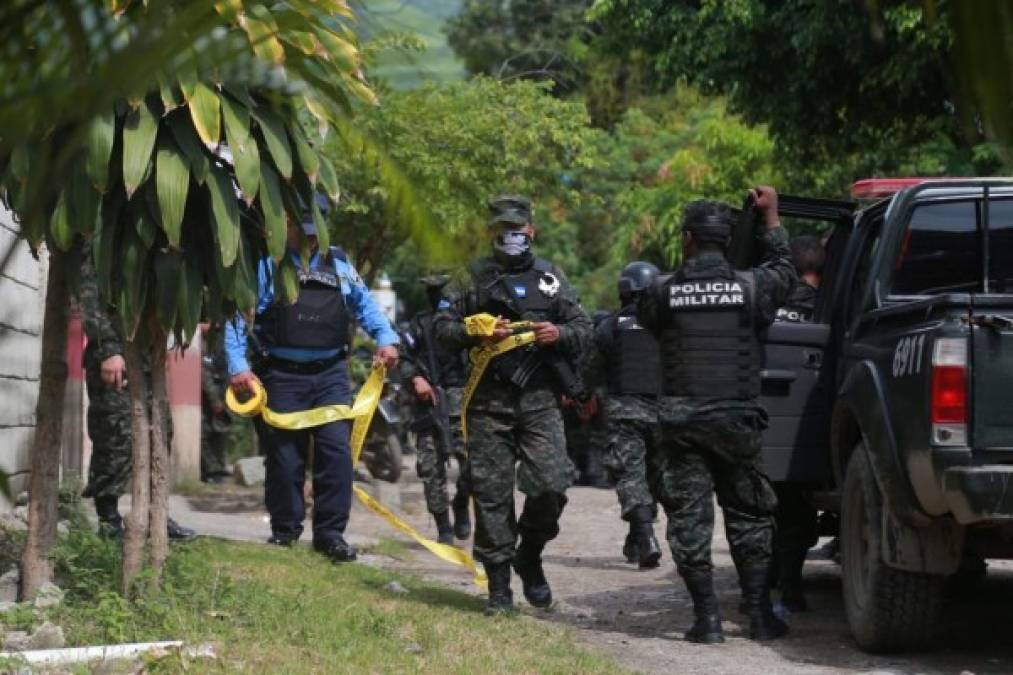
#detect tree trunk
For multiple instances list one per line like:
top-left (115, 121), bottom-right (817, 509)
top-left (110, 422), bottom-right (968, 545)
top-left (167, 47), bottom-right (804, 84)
top-left (20, 244), bottom-right (77, 599)
top-left (120, 339), bottom-right (151, 594)
top-left (147, 333), bottom-right (169, 582)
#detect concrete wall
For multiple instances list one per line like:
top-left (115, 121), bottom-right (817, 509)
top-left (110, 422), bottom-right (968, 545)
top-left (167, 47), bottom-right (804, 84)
top-left (0, 207), bottom-right (47, 509)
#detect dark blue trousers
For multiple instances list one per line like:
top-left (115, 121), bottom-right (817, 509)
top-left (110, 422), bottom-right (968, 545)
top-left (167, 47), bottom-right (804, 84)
top-left (255, 360), bottom-right (352, 543)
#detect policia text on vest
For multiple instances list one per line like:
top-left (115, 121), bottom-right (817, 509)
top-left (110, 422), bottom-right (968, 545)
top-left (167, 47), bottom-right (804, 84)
top-left (667, 281), bottom-right (746, 308)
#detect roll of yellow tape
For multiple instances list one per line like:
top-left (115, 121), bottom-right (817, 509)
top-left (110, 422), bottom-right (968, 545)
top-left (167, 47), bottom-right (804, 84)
top-left (225, 381), bottom-right (267, 417)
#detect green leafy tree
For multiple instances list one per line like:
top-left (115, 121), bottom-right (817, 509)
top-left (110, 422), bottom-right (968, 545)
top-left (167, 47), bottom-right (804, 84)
top-left (561, 87), bottom-right (777, 308)
top-left (588, 0), bottom-right (1003, 191)
top-left (322, 76), bottom-right (600, 309)
top-left (0, 0), bottom-right (374, 593)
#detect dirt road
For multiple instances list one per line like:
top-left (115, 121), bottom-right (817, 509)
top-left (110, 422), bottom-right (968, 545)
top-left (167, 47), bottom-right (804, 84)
top-left (175, 476), bottom-right (1013, 675)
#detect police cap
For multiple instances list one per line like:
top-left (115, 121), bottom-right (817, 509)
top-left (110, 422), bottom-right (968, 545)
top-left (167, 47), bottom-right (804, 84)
top-left (682, 199), bottom-right (732, 243)
top-left (488, 194), bottom-right (532, 227)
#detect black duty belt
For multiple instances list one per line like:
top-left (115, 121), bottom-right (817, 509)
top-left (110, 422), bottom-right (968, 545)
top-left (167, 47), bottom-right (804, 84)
top-left (266, 352), bottom-right (344, 374)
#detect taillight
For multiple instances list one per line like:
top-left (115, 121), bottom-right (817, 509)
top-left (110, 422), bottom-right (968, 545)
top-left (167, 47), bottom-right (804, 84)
top-left (931, 338), bottom-right (967, 445)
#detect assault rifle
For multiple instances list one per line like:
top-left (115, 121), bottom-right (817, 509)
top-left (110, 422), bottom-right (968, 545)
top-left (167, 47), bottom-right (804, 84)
top-left (464, 313), bottom-right (590, 403)
top-left (416, 315), bottom-right (454, 461)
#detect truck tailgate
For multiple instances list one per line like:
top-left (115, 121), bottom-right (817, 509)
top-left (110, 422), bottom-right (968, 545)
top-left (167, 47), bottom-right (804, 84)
top-left (972, 319), bottom-right (1013, 449)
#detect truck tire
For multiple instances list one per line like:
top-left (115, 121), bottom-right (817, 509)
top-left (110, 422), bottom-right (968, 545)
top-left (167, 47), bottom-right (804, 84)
top-left (841, 446), bottom-right (945, 652)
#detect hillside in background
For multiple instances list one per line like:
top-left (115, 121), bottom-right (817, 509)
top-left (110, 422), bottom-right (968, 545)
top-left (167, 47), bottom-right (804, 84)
top-left (356, 0), bottom-right (466, 89)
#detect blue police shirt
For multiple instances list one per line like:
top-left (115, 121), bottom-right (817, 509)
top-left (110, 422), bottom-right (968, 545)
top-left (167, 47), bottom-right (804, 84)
top-left (224, 249), bottom-right (399, 376)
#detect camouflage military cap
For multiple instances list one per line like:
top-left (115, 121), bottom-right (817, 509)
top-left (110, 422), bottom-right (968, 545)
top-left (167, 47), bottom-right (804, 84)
top-left (419, 273), bottom-right (451, 288)
top-left (487, 193), bottom-right (532, 227)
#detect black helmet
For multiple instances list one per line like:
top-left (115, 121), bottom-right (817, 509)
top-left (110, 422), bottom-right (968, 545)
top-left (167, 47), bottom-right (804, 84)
top-left (682, 199), bottom-right (732, 244)
top-left (618, 261), bottom-right (659, 301)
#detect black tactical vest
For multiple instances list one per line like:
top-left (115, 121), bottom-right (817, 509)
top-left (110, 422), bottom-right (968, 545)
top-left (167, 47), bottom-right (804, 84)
top-left (259, 251), bottom-right (350, 351)
top-left (775, 282), bottom-right (817, 323)
top-left (472, 257), bottom-right (560, 387)
top-left (656, 262), bottom-right (762, 399)
top-left (474, 257), bottom-right (558, 322)
top-left (608, 309), bottom-right (661, 396)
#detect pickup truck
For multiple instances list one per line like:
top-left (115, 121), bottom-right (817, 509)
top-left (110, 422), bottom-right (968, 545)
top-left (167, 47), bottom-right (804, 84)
top-left (748, 179), bottom-right (1013, 653)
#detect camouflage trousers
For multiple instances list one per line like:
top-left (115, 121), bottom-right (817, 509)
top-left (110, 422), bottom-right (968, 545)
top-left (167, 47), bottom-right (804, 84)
top-left (467, 406), bottom-right (575, 564)
top-left (651, 416), bottom-right (777, 575)
top-left (415, 416), bottom-right (471, 516)
top-left (82, 348), bottom-right (171, 499)
top-left (201, 406), bottom-right (231, 480)
top-left (604, 416), bottom-right (658, 520)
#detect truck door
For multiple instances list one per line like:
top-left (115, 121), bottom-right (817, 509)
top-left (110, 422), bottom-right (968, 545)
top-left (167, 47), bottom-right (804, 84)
top-left (731, 196), bottom-right (856, 481)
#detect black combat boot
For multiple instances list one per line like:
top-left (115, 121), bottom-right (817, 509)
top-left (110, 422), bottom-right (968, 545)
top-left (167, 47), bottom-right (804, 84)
top-left (622, 529), bottom-right (637, 563)
top-left (167, 517), bottom-right (197, 541)
top-left (681, 569), bottom-right (725, 644)
top-left (741, 564), bottom-right (789, 641)
top-left (483, 562), bottom-right (515, 615)
top-left (452, 494), bottom-right (472, 540)
top-left (779, 547), bottom-right (808, 612)
top-left (434, 511), bottom-right (455, 545)
top-left (94, 496), bottom-right (123, 539)
top-left (512, 538), bottom-right (552, 608)
top-left (630, 506), bottom-right (662, 569)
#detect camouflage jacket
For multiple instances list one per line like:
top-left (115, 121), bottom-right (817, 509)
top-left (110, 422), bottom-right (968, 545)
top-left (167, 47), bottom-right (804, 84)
top-left (79, 241), bottom-right (123, 364)
top-left (433, 252), bottom-right (592, 413)
top-left (638, 226), bottom-right (796, 423)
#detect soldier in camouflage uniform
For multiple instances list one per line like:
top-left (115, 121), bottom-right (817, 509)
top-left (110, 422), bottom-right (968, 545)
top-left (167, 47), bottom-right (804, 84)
top-left (638, 188), bottom-right (796, 643)
top-left (589, 262), bottom-right (663, 569)
top-left (201, 326), bottom-right (232, 484)
top-left (399, 275), bottom-right (472, 545)
top-left (434, 195), bottom-right (591, 614)
top-left (79, 243), bottom-right (195, 540)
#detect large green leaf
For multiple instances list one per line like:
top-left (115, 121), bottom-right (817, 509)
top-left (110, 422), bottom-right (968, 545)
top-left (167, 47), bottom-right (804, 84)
top-left (277, 255), bottom-right (300, 306)
top-left (259, 161), bottom-right (287, 261)
top-left (95, 196), bottom-right (124, 303)
top-left (177, 252), bottom-right (203, 343)
top-left (86, 113), bottom-right (116, 193)
top-left (222, 93), bottom-right (259, 204)
top-left (220, 91), bottom-right (251, 148)
top-left (311, 193), bottom-right (328, 252)
top-left (230, 135), bottom-right (260, 206)
top-left (290, 126), bottom-right (320, 184)
top-left (252, 107), bottom-right (293, 179)
top-left (155, 136), bottom-right (190, 247)
top-left (154, 250), bottom-right (182, 330)
top-left (67, 163), bottom-right (100, 236)
top-left (232, 235), bottom-right (259, 313)
top-left (119, 230), bottom-right (150, 341)
top-left (49, 195), bottom-right (73, 251)
top-left (317, 154), bottom-right (340, 202)
top-left (157, 74), bottom-right (185, 112)
top-left (206, 162), bottom-right (240, 267)
top-left (121, 100), bottom-right (159, 197)
top-left (184, 82), bottom-right (222, 150)
top-left (168, 110), bottom-right (209, 184)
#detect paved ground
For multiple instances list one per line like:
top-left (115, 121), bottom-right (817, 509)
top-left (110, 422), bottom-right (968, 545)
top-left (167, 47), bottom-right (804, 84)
top-left (169, 469), bottom-right (1013, 675)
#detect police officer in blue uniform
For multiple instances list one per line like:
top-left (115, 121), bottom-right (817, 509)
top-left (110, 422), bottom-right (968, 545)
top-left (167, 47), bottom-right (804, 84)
top-left (225, 201), bottom-right (399, 563)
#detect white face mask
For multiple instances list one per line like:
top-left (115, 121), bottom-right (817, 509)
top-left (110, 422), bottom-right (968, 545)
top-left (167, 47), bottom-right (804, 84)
top-left (493, 230), bottom-right (531, 257)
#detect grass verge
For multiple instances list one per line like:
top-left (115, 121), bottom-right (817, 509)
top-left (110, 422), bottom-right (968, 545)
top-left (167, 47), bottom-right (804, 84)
top-left (4, 530), bottom-right (624, 673)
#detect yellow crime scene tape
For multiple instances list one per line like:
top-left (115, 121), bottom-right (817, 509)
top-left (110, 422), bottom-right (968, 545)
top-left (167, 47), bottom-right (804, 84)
top-left (226, 365), bottom-right (488, 588)
top-left (459, 313), bottom-right (537, 442)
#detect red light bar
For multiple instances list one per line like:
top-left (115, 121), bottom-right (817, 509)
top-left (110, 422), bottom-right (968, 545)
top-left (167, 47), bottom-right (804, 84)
top-left (851, 178), bottom-right (934, 200)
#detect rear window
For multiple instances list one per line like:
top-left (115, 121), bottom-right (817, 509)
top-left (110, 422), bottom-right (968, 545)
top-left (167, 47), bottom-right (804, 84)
top-left (989, 199), bottom-right (1013, 293)
top-left (891, 201), bottom-right (979, 294)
